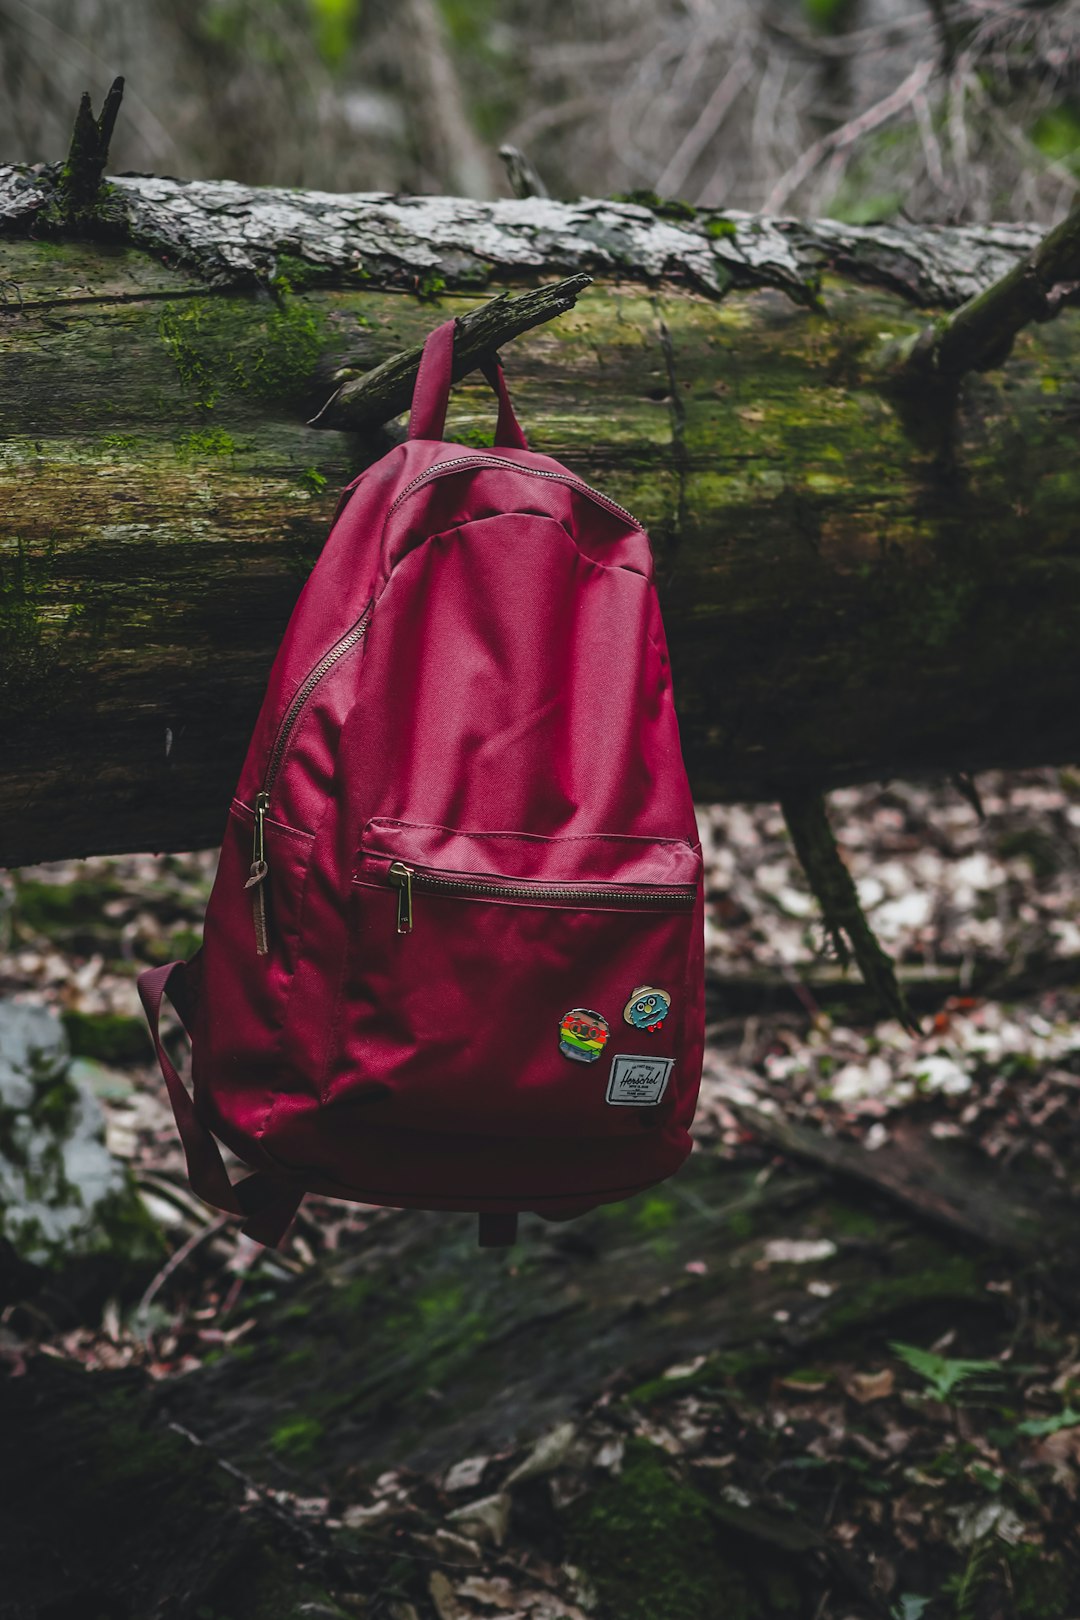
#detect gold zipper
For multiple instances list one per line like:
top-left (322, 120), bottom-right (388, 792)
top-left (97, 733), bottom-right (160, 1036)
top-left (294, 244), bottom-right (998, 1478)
top-left (384, 862), bottom-right (695, 937)
top-left (388, 861), bottom-right (414, 933)
top-left (244, 790), bottom-right (272, 953)
top-left (246, 602), bottom-right (373, 953)
top-left (385, 454), bottom-right (643, 532)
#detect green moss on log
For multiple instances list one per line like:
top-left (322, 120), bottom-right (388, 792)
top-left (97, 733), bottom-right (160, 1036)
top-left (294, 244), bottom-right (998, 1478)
top-left (0, 539), bottom-right (85, 711)
top-left (158, 292), bottom-right (328, 412)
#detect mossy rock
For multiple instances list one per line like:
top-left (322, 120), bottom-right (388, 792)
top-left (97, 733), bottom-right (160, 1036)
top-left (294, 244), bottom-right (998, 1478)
top-left (0, 1000), bottom-right (163, 1277)
top-left (13, 875), bottom-right (129, 940)
top-left (61, 1009), bottom-right (150, 1066)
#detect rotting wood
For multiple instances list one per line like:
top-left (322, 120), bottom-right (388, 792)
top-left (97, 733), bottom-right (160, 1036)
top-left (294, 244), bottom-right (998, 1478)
top-left (164, 1150), bottom-right (1000, 1486)
top-left (706, 952), bottom-right (1080, 1019)
top-left (2, 1149), bottom-right (1011, 1618)
top-left (0, 1355), bottom-right (361, 1616)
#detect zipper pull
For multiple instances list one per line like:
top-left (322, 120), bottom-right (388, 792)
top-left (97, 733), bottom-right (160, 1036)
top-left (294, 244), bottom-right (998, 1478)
top-left (244, 791), bottom-right (271, 955)
top-left (388, 861), bottom-right (414, 934)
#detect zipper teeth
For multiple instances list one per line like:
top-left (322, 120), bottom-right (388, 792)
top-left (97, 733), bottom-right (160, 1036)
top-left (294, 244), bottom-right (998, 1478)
top-left (410, 871), bottom-right (696, 906)
top-left (385, 455), bottom-right (643, 531)
top-left (262, 602), bottom-right (372, 796)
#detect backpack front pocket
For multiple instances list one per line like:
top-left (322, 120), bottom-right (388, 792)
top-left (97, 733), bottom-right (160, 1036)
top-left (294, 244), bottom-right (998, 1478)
top-left (325, 818), bottom-right (702, 1137)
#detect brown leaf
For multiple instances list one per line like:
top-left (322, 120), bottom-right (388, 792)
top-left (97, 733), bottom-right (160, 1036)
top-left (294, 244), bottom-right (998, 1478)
top-left (455, 1575), bottom-right (518, 1608)
top-left (881, 1423), bottom-right (913, 1457)
top-left (520, 1597), bottom-right (589, 1620)
top-left (410, 1529), bottom-right (483, 1564)
top-left (341, 1500), bottom-right (393, 1528)
top-left (443, 1454), bottom-right (490, 1493)
top-left (844, 1368), bottom-right (895, 1404)
top-left (429, 1571), bottom-right (466, 1620)
top-left (504, 1422), bottom-right (578, 1486)
top-left (593, 1437), bottom-right (625, 1473)
top-left (779, 1373), bottom-right (829, 1395)
top-left (1030, 1426), bottom-right (1080, 1496)
top-left (445, 1491), bottom-right (511, 1546)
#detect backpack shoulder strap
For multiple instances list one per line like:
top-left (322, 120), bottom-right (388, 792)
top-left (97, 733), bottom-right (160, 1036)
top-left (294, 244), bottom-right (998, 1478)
top-left (408, 317), bottom-right (528, 450)
top-left (137, 960), bottom-right (302, 1248)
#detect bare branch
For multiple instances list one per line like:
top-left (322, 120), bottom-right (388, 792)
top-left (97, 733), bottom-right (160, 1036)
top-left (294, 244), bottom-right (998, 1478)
top-left (903, 195), bottom-right (1080, 379)
top-left (764, 8), bottom-right (944, 60)
top-left (654, 52), bottom-right (752, 200)
top-left (912, 89), bottom-right (948, 196)
top-left (0, 0), bottom-right (172, 161)
top-left (946, 57), bottom-right (974, 218)
top-left (308, 274), bottom-right (593, 431)
top-left (395, 0), bottom-right (497, 198)
top-left (764, 58), bottom-right (935, 216)
top-left (966, 68), bottom-right (1080, 211)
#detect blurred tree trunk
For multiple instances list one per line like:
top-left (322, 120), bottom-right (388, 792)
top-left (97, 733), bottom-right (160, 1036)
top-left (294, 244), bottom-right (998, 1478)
top-left (396, 0), bottom-right (500, 198)
top-left (0, 175), bottom-right (1078, 864)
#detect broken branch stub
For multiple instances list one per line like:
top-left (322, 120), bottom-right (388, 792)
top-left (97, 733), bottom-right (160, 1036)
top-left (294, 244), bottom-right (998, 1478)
top-left (900, 198), bottom-right (1080, 382)
top-left (308, 273), bottom-right (593, 429)
top-left (58, 76), bottom-right (125, 222)
top-left (498, 144), bottom-right (550, 200)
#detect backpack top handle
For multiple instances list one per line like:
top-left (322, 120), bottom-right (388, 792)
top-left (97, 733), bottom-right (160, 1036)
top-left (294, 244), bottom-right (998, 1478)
top-left (407, 316), bottom-right (529, 451)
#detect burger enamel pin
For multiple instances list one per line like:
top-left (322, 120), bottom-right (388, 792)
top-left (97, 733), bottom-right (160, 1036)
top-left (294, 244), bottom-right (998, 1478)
top-left (558, 1008), bottom-right (610, 1064)
top-left (622, 986), bottom-right (671, 1033)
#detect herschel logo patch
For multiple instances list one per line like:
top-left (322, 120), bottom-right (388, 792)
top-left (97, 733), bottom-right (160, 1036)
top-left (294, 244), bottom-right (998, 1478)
top-left (605, 1054), bottom-right (675, 1106)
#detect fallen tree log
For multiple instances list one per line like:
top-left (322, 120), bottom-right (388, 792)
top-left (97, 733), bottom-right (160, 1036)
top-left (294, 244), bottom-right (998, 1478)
top-left (2, 165), bottom-right (1080, 864)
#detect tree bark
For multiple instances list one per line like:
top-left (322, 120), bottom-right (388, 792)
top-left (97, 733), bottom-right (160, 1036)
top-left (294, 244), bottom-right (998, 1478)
top-left (1, 172), bottom-right (1078, 864)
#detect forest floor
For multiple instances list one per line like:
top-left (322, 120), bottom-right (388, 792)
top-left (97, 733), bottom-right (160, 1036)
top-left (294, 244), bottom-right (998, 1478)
top-left (3, 769), bottom-right (1080, 1620)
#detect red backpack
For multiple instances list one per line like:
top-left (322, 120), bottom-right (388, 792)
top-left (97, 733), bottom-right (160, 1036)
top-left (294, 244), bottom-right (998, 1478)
top-left (139, 319), bottom-right (705, 1249)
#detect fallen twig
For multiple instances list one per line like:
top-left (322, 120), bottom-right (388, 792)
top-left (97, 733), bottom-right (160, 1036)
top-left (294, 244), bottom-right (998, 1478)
top-left (136, 1212), bottom-right (231, 1316)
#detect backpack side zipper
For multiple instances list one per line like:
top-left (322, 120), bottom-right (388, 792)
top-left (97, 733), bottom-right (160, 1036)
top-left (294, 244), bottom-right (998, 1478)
top-left (246, 602), bottom-right (373, 953)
